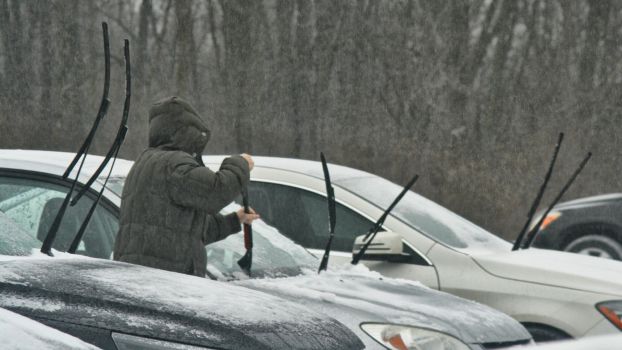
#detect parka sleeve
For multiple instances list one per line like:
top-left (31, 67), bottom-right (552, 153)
top-left (202, 212), bottom-right (242, 245)
top-left (167, 154), bottom-right (250, 212)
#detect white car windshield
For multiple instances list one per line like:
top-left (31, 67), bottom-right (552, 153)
top-left (335, 176), bottom-right (510, 251)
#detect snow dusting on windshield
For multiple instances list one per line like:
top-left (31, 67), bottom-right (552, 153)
top-left (336, 176), bottom-right (510, 252)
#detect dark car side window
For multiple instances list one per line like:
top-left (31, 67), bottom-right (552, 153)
top-left (248, 181), bottom-right (373, 251)
top-left (0, 175), bottom-right (118, 259)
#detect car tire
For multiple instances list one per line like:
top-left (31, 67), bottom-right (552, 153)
top-left (564, 234), bottom-right (622, 260)
top-left (523, 324), bottom-right (571, 343)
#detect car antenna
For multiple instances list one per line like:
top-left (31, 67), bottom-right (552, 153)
top-left (237, 187), bottom-right (253, 275)
top-left (352, 174), bottom-right (418, 265)
top-left (522, 152), bottom-right (592, 249)
top-left (512, 133), bottom-right (564, 251)
top-left (318, 152), bottom-right (337, 273)
top-left (40, 23), bottom-right (111, 256)
top-left (68, 39), bottom-right (132, 254)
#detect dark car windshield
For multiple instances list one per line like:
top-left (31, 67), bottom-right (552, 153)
top-left (206, 204), bottom-right (318, 279)
top-left (0, 211), bottom-right (40, 256)
top-left (335, 176), bottom-right (510, 251)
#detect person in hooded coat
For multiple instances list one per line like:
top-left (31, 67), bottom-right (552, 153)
top-left (113, 96), bottom-right (258, 277)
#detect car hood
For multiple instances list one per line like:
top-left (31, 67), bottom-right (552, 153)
top-left (474, 248), bottom-right (622, 296)
top-left (554, 193), bottom-right (622, 210)
top-left (0, 255), bottom-right (363, 350)
top-left (234, 265), bottom-right (531, 346)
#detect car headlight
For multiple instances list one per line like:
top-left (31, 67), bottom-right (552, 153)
top-left (112, 332), bottom-right (215, 350)
top-left (597, 301), bottom-right (622, 331)
top-left (360, 323), bottom-right (469, 350)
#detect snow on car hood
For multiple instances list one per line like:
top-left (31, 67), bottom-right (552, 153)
top-left (0, 307), bottom-right (99, 350)
top-left (474, 248), bottom-right (622, 296)
top-left (0, 255), bottom-right (362, 350)
top-left (234, 264), bottom-right (531, 345)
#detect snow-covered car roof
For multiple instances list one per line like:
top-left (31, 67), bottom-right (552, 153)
top-left (0, 307), bottom-right (99, 350)
top-left (0, 149), bottom-right (133, 179)
top-left (203, 155), bottom-right (374, 183)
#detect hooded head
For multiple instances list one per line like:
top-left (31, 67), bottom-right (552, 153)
top-left (148, 96), bottom-right (211, 156)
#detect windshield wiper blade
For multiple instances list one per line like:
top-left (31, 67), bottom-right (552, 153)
top-left (71, 40), bottom-right (132, 206)
top-left (512, 133), bottom-right (564, 251)
top-left (318, 152), bottom-right (336, 273)
top-left (68, 39), bottom-right (132, 254)
top-left (40, 22), bottom-right (111, 256)
top-left (63, 22), bottom-right (111, 179)
top-left (352, 174), bottom-right (418, 265)
top-left (522, 152), bottom-right (591, 249)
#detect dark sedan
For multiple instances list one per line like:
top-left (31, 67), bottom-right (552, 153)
top-left (531, 193), bottom-right (622, 260)
top-left (0, 211), bottom-right (363, 350)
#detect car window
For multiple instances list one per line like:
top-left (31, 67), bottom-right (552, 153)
top-left (247, 182), bottom-right (373, 251)
top-left (0, 211), bottom-right (41, 256)
top-left (0, 176), bottom-right (118, 259)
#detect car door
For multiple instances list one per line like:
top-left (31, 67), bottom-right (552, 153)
top-left (248, 179), bottom-right (440, 288)
top-left (0, 170), bottom-right (119, 259)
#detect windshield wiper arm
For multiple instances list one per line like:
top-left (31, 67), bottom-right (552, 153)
top-left (318, 152), bottom-right (336, 273)
top-left (512, 133), bottom-right (564, 251)
top-left (352, 174), bottom-right (418, 265)
top-left (68, 39), bottom-right (131, 254)
top-left (522, 152), bottom-right (591, 249)
top-left (40, 23), bottom-right (111, 256)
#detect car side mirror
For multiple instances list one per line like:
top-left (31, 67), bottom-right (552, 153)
top-left (352, 231), bottom-right (410, 263)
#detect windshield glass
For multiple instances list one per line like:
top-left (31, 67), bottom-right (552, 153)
top-left (335, 176), bottom-right (510, 251)
top-left (105, 177), bottom-right (125, 197)
top-left (206, 203), bottom-right (318, 279)
top-left (0, 212), bottom-right (40, 256)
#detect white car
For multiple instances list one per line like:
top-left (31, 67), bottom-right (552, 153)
top-left (0, 150), bottom-right (534, 350)
top-left (195, 155), bottom-right (621, 343)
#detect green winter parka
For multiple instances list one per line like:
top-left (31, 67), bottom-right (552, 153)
top-left (113, 96), bottom-right (249, 277)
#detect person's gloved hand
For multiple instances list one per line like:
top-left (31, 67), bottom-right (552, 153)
top-left (237, 207), bottom-right (260, 225)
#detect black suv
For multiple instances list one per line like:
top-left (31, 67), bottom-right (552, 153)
top-left (532, 193), bottom-right (622, 260)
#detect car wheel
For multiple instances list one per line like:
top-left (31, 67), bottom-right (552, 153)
top-left (564, 234), bottom-right (622, 260)
top-left (523, 324), bottom-right (571, 343)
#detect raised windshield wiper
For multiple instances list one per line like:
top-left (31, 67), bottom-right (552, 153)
top-left (40, 23), bottom-right (111, 256)
top-left (522, 152), bottom-right (591, 249)
top-left (62, 23), bottom-right (111, 179)
top-left (68, 39), bottom-right (132, 254)
top-left (70, 37), bottom-right (131, 206)
top-left (318, 152), bottom-right (336, 273)
top-left (351, 174), bottom-right (418, 265)
top-left (512, 133), bottom-right (564, 251)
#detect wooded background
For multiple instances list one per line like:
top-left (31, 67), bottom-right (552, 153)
top-left (1, 0), bottom-right (620, 240)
